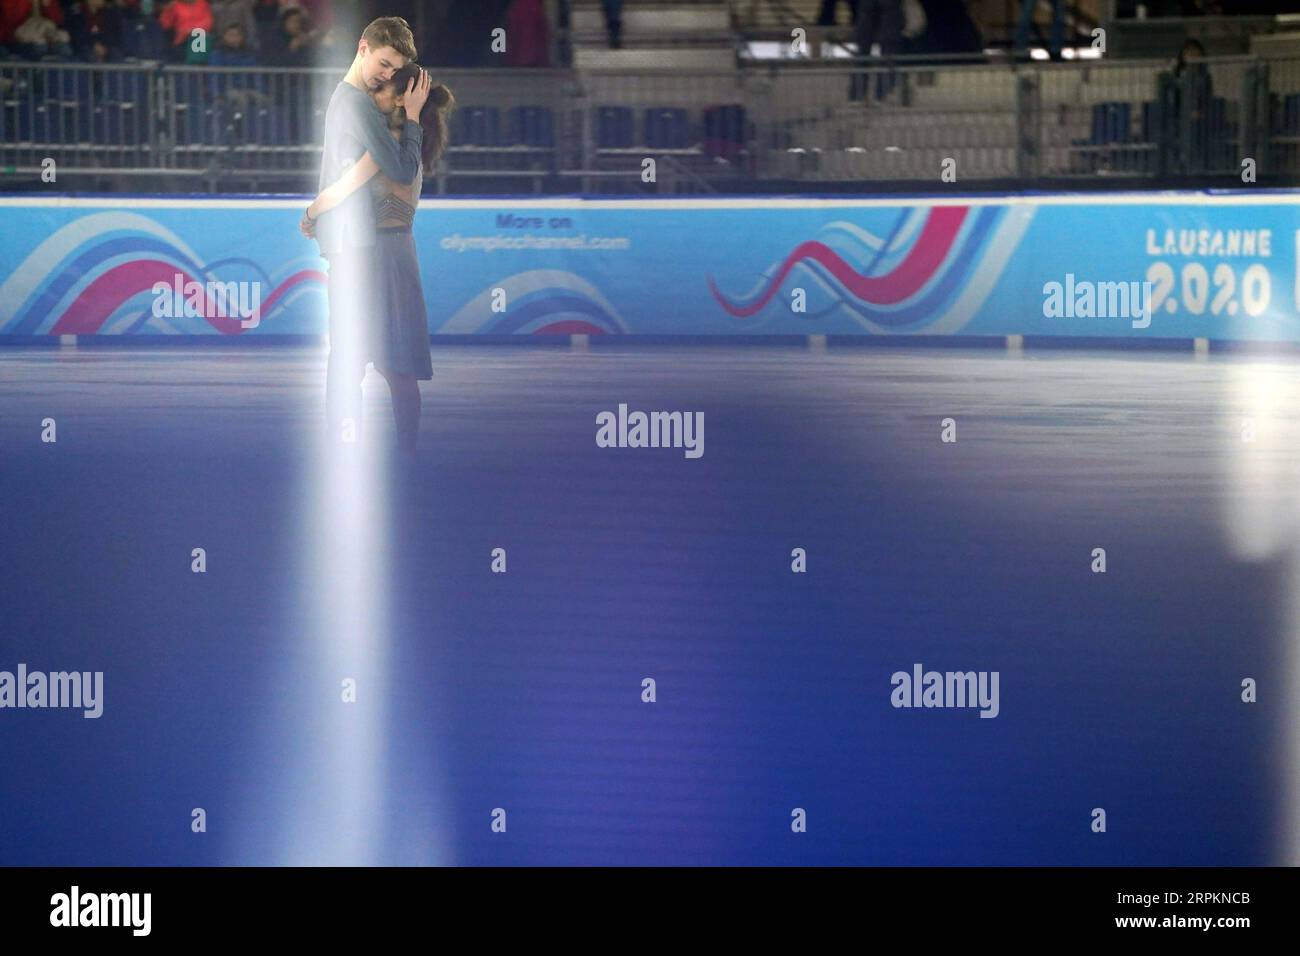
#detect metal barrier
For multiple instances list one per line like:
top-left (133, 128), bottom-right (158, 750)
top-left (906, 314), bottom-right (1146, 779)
top-left (0, 61), bottom-right (157, 174)
top-left (3, 56), bottom-right (1300, 192)
top-left (752, 61), bottom-right (1020, 181)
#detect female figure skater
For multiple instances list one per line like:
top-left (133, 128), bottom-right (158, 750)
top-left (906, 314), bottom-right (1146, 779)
top-left (303, 65), bottom-right (454, 455)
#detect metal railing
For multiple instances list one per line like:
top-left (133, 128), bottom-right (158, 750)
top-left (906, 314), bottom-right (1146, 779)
top-left (0, 61), bottom-right (157, 173)
top-left (3, 55), bottom-right (1300, 193)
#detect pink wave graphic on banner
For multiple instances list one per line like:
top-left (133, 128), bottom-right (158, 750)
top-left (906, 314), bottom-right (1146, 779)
top-left (708, 206), bottom-right (969, 317)
top-left (50, 263), bottom-right (326, 335)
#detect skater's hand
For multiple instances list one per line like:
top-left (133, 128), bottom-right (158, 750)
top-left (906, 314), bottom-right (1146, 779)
top-left (300, 208), bottom-right (316, 239)
top-left (403, 68), bottom-right (431, 119)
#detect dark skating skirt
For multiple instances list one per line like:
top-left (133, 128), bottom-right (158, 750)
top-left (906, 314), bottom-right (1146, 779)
top-left (370, 226), bottom-right (433, 380)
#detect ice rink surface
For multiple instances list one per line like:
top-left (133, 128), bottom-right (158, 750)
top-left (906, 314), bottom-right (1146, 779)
top-left (0, 341), bottom-right (1293, 865)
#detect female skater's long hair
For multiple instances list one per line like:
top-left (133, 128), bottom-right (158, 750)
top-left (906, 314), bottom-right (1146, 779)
top-left (388, 64), bottom-right (455, 175)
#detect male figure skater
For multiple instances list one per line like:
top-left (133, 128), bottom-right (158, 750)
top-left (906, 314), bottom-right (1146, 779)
top-left (305, 16), bottom-right (431, 443)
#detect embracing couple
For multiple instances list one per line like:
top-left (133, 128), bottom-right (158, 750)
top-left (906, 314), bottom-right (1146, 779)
top-left (302, 17), bottom-right (455, 455)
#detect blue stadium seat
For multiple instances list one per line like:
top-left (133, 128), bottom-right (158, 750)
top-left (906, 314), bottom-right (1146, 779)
top-left (280, 74), bottom-right (316, 144)
top-left (8, 97), bottom-right (32, 142)
top-left (1278, 93), bottom-right (1300, 135)
top-left (644, 107), bottom-right (689, 149)
top-left (170, 74), bottom-right (198, 143)
top-left (246, 104), bottom-right (280, 145)
top-left (114, 73), bottom-right (148, 143)
top-left (1139, 100), bottom-right (1160, 142)
top-left (505, 106), bottom-right (554, 147)
top-left (207, 70), bottom-right (270, 103)
top-left (10, 100), bottom-right (32, 142)
top-left (1208, 95), bottom-right (1234, 137)
top-left (1090, 102), bottom-right (1131, 145)
top-left (196, 105), bottom-right (219, 145)
top-left (78, 99), bottom-right (95, 142)
top-left (47, 67), bottom-right (91, 102)
top-left (456, 106), bottom-right (501, 146)
top-left (261, 103), bottom-right (292, 146)
top-left (594, 106), bottom-right (634, 148)
top-left (215, 104), bottom-right (252, 146)
top-left (703, 104), bottom-right (745, 159)
top-left (31, 103), bottom-right (57, 143)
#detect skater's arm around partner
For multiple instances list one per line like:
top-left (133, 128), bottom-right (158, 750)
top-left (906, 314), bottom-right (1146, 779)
top-left (344, 70), bottom-right (431, 185)
top-left (306, 154), bottom-right (382, 222)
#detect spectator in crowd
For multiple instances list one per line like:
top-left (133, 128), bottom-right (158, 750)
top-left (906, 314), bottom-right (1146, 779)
top-left (296, 0), bottom-right (332, 34)
top-left (119, 0), bottom-right (168, 59)
top-left (912, 0), bottom-right (981, 57)
top-left (850, 0), bottom-right (902, 101)
top-left (421, 0), bottom-right (507, 67)
top-left (1015, 0), bottom-right (1063, 59)
top-left (1, 0), bottom-right (64, 51)
top-left (417, 0), bottom-right (457, 66)
top-left (253, 0), bottom-right (340, 65)
top-left (158, 0), bottom-right (212, 62)
top-left (1173, 37), bottom-right (1213, 172)
top-left (208, 17), bottom-right (251, 64)
top-left (817, 0), bottom-right (858, 25)
top-left (251, 0), bottom-right (276, 45)
top-left (14, 0), bottom-right (73, 57)
top-left (70, 0), bottom-right (124, 60)
top-left (504, 0), bottom-right (549, 67)
top-left (275, 5), bottom-right (318, 67)
top-left (208, 18), bottom-right (266, 126)
top-left (601, 0), bottom-right (621, 49)
top-left (899, 0), bottom-right (924, 53)
top-left (210, 0), bottom-right (255, 50)
top-left (2, 0), bottom-right (64, 43)
top-left (1175, 36), bottom-right (1206, 71)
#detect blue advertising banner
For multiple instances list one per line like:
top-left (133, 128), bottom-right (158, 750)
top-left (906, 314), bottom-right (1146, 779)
top-left (1, 193), bottom-right (1297, 340)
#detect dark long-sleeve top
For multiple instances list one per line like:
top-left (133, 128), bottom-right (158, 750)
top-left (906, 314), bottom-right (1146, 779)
top-left (315, 81), bottom-right (423, 256)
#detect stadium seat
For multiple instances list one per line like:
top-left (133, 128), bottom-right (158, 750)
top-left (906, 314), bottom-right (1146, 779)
top-left (111, 73), bottom-right (149, 146)
top-left (594, 106), bottom-right (634, 148)
top-left (211, 100), bottom-right (278, 147)
top-left (4, 90), bottom-right (33, 142)
top-left (703, 104), bottom-right (746, 160)
top-left (47, 68), bottom-right (91, 103)
top-left (1277, 93), bottom-right (1300, 135)
top-left (13, 100), bottom-right (34, 142)
top-left (206, 70), bottom-right (270, 103)
top-left (263, 104), bottom-right (293, 147)
top-left (505, 106), bottom-right (554, 148)
top-left (22, 94), bottom-right (55, 144)
top-left (644, 107), bottom-right (689, 149)
top-left (1209, 96), bottom-right (1234, 137)
top-left (456, 106), bottom-right (502, 147)
top-left (1140, 101), bottom-right (1160, 143)
top-left (1091, 102), bottom-right (1131, 145)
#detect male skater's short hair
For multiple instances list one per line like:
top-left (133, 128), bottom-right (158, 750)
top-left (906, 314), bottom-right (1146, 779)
top-left (362, 17), bottom-right (417, 62)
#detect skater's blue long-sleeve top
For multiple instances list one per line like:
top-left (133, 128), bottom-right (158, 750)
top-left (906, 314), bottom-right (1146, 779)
top-left (315, 81), bottom-right (423, 255)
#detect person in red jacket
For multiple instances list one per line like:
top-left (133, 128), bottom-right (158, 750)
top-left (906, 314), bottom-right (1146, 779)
top-left (1, 0), bottom-right (65, 47)
top-left (504, 0), bottom-right (549, 67)
top-left (158, 0), bottom-right (212, 62)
